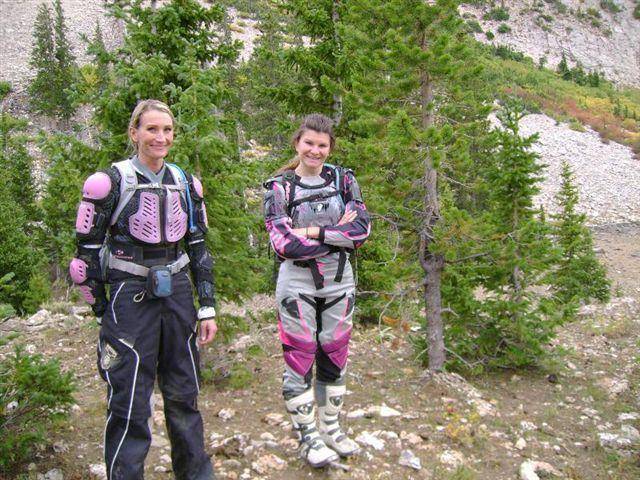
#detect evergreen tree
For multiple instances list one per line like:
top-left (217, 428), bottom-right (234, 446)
top-left (29, 4), bottom-right (57, 116)
top-left (343, 0), bottom-right (494, 369)
top-left (238, 6), bottom-right (298, 148)
top-left (557, 52), bottom-right (570, 80)
top-left (28, 0), bottom-right (77, 121)
top-left (0, 85), bottom-right (47, 313)
top-left (275, 0), bottom-right (349, 125)
top-left (551, 161), bottom-right (610, 307)
top-left (52, 0), bottom-right (76, 120)
top-left (468, 101), bottom-right (561, 369)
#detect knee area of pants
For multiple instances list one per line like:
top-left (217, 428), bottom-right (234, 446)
top-left (162, 394), bottom-right (199, 409)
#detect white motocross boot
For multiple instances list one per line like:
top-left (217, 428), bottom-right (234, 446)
top-left (285, 389), bottom-right (339, 468)
top-left (318, 384), bottom-right (360, 457)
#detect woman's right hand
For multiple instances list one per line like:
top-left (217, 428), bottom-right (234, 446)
top-left (337, 208), bottom-right (357, 225)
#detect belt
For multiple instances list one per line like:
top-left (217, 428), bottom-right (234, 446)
top-left (108, 252), bottom-right (190, 277)
top-left (109, 241), bottom-right (179, 263)
top-left (293, 249), bottom-right (349, 290)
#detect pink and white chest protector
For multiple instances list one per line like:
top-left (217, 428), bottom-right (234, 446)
top-left (165, 189), bottom-right (188, 242)
top-left (128, 188), bottom-right (188, 244)
top-left (129, 191), bottom-right (162, 243)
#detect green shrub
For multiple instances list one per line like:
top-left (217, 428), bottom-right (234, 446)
top-left (493, 45), bottom-right (526, 62)
top-left (497, 23), bottom-right (512, 34)
top-left (0, 81), bottom-right (10, 98)
top-left (600, 1), bottom-right (622, 14)
top-left (634, 5), bottom-right (640, 20)
top-left (485, 30), bottom-right (495, 40)
top-left (22, 270), bottom-right (52, 314)
top-left (586, 7), bottom-right (602, 18)
top-left (228, 363), bottom-right (253, 389)
top-left (0, 347), bottom-right (75, 474)
top-left (553, 1), bottom-right (568, 15)
top-left (483, 7), bottom-right (510, 21)
top-left (465, 20), bottom-right (483, 33)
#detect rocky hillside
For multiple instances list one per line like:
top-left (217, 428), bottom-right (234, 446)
top-left (0, 0), bottom-right (124, 93)
top-left (461, 0), bottom-right (640, 88)
top-left (2, 1), bottom-right (639, 89)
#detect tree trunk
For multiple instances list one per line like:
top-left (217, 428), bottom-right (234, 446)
top-left (419, 56), bottom-right (446, 371)
top-left (331, 0), bottom-right (343, 126)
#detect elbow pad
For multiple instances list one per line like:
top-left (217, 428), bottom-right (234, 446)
top-left (344, 171), bottom-right (363, 203)
top-left (75, 172), bottom-right (117, 241)
top-left (190, 176), bottom-right (209, 233)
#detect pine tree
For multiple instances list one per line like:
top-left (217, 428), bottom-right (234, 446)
top-left (29, 4), bottom-right (57, 115)
top-left (343, 0), bottom-right (495, 370)
top-left (52, 0), bottom-right (76, 120)
top-left (551, 161), bottom-right (610, 308)
top-left (28, 0), bottom-right (77, 121)
top-left (0, 85), bottom-right (47, 313)
top-left (238, 6), bottom-right (298, 148)
top-left (274, 0), bottom-right (349, 125)
top-left (471, 100), bottom-right (561, 369)
top-left (557, 52), bottom-right (570, 80)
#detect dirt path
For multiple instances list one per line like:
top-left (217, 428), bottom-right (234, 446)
top-left (3, 225), bottom-right (639, 479)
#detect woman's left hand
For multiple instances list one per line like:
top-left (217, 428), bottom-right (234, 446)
top-left (198, 319), bottom-right (218, 345)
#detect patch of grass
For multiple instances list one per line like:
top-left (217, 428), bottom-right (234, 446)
top-left (466, 20), bottom-right (483, 34)
top-left (447, 466), bottom-right (477, 480)
top-left (584, 383), bottom-right (608, 404)
top-left (569, 119), bottom-right (586, 132)
top-left (41, 300), bottom-right (72, 315)
top-left (594, 442), bottom-right (640, 478)
top-left (600, 1), bottom-right (622, 14)
top-left (0, 332), bottom-right (21, 347)
top-left (216, 314), bottom-right (249, 343)
top-left (600, 316), bottom-right (635, 339)
top-left (228, 362), bottom-right (254, 389)
top-left (497, 23), bottom-right (511, 34)
top-left (483, 7), bottom-right (510, 21)
top-left (246, 344), bottom-right (265, 358)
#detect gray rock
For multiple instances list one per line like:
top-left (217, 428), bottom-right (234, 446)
top-left (88, 464), bottom-right (106, 479)
top-left (355, 431), bottom-right (385, 451)
top-left (398, 449), bottom-right (421, 470)
top-left (519, 460), bottom-right (562, 479)
top-left (44, 469), bottom-right (64, 480)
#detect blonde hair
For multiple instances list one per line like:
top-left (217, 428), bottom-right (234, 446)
top-left (127, 99), bottom-right (175, 151)
top-left (277, 113), bottom-right (336, 174)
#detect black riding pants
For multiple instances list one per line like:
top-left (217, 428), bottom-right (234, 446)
top-left (97, 271), bottom-right (213, 480)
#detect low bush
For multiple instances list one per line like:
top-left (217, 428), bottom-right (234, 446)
top-left (0, 347), bottom-right (76, 474)
top-left (600, 1), bottom-right (622, 14)
top-left (483, 7), bottom-right (509, 21)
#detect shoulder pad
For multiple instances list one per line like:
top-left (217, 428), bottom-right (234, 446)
top-left (263, 174), bottom-right (284, 189)
top-left (82, 172), bottom-right (112, 200)
top-left (191, 175), bottom-right (204, 198)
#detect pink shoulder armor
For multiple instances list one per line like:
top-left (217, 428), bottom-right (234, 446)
top-left (82, 172), bottom-right (112, 200)
top-left (192, 176), bottom-right (204, 198)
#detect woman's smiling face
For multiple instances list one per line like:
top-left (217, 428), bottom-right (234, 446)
top-left (130, 109), bottom-right (174, 164)
top-left (294, 129), bottom-right (332, 174)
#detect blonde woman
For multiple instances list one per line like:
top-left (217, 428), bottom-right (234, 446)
top-left (70, 99), bottom-right (216, 479)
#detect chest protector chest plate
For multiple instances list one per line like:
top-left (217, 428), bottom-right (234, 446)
top-left (111, 159), bottom-right (188, 244)
top-left (286, 165), bottom-right (345, 229)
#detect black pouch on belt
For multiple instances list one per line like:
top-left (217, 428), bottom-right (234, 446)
top-left (147, 266), bottom-right (173, 298)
